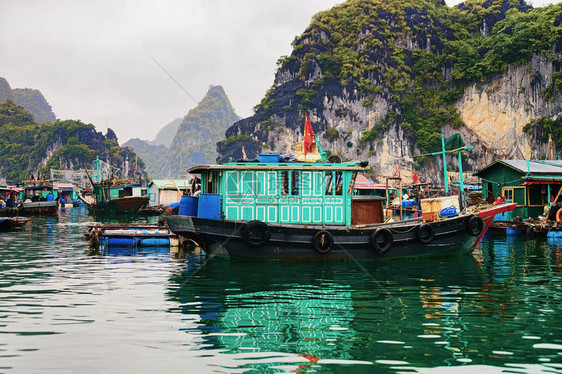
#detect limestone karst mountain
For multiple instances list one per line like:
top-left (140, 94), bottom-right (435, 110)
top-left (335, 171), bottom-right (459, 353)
top-left (217, 0), bottom-right (561, 184)
top-left (125, 85), bottom-right (240, 178)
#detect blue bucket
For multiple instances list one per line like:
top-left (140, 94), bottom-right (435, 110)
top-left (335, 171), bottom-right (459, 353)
top-left (198, 193), bottom-right (221, 220)
top-left (179, 195), bottom-right (198, 216)
top-left (258, 154), bottom-right (280, 163)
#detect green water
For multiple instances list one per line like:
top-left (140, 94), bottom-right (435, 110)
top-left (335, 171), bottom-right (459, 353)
top-left (0, 208), bottom-right (561, 373)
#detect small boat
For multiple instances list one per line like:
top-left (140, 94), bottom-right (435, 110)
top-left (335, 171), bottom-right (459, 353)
top-left (19, 180), bottom-right (59, 216)
top-left (0, 216), bottom-right (31, 230)
top-left (82, 157), bottom-right (150, 215)
top-left (0, 186), bottom-right (22, 216)
top-left (166, 160), bottom-right (517, 260)
top-left (81, 184), bottom-right (150, 215)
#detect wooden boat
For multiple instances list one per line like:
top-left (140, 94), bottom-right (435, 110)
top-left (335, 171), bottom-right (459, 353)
top-left (0, 186), bottom-right (21, 216)
top-left (0, 216), bottom-right (31, 230)
top-left (82, 157), bottom-right (149, 215)
top-left (82, 189), bottom-right (150, 215)
top-left (19, 180), bottom-right (59, 216)
top-left (166, 160), bottom-right (517, 260)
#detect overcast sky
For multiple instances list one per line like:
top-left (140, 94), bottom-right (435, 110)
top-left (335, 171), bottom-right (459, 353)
top-left (0, 0), bottom-right (558, 143)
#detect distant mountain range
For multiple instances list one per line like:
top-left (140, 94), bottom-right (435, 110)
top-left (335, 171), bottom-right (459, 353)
top-left (150, 117), bottom-right (183, 147)
top-left (124, 85), bottom-right (240, 179)
top-left (0, 76), bottom-right (56, 124)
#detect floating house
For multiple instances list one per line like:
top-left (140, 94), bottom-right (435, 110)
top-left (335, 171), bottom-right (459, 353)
top-left (53, 182), bottom-right (78, 204)
top-left (148, 179), bottom-right (191, 207)
top-left (353, 174), bottom-right (389, 197)
top-left (475, 160), bottom-right (562, 220)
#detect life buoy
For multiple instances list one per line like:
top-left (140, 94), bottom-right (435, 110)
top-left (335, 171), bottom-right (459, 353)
top-left (466, 215), bottom-right (484, 237)
top-left (556, 208), bottom-right (562, 222)
top-left (243, 220), bottom-right (271, 247)
top-left (417, 224), bottom-right (435, 244)
top-left (312, 230), bottom-right (334, 254)
top-left (369, 228), bottom-right (393, 254)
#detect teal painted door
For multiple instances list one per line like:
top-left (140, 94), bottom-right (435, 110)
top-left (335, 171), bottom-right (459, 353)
top-left (323, 171), bottom-right (345, 225)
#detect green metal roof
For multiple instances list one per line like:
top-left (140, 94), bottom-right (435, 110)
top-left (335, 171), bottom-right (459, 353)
top-left (475, 160), bottom-right (562, 179)
top-left (148, 179), bottom-right (191, 190)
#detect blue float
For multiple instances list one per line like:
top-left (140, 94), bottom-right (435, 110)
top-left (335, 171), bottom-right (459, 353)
top-left (107, 237), bottom-right (136, 247)
top-left (139, 238), bottom-right (170, 247)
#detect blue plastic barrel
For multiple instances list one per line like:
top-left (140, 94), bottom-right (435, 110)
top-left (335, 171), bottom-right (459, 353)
top-left (197, 193), bottom-right (221, 220)
top-left (139, 238), bottom-right (170, 247)
top-left (107, 237), bottom-right (136, 247)
top-left (179, 195), bottom-right (198, 216)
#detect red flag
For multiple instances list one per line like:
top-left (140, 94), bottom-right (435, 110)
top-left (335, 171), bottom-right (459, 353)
top-left (413, 168), bottom-right (420, 184)
top-left (303, 113), bottom-right (314, 156)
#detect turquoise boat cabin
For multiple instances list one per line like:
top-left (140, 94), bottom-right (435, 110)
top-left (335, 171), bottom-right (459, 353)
top-left (184, 161), bottom-right (385, 226)
top-left (21, 180), bottom-right (58, 202)
top-left (92, 181), bottom-right (146, 203)
top-left (475, 160), bottom-right (562, 220)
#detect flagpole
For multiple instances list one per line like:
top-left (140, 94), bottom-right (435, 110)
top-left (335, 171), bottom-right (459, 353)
top-left (442, 136), bottom-right (449, 194)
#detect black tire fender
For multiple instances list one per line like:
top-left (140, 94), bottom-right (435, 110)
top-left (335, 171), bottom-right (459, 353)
top-left (243, 220), bottom-right (271, 247)
top-left (466, 215), bottom-right (484, 237)
top-left (417, 224), bottom-right (435, 244)
top-left (369, 228), bottom-right (393, 254)
top-left (312, 230), bottom-right (334, 254)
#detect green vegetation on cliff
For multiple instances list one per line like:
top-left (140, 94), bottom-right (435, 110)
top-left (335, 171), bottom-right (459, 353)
top-left (0, 100), bottom-right (142, 183)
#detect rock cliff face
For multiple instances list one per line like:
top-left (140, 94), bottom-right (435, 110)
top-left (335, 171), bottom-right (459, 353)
top-left (0, 77), bottom-right (56, 124)
top-left (217, 0), bottom-right (562, 185)
top-left (456, 54), bottom-right (561, 160)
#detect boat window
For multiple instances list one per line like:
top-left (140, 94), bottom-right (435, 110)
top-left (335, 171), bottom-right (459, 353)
top-left (208, 172), bottom-right (216, 194)
top-left (281, 171), bottom-right (289, 195)
top-left (348, 172), bottom-right (357, 194)
top-left (291, 171), bottom-right (300, 196)
top-left (335, 172), bottom-right (343, 196)
top-left (325, 172), bottom-right (333, 195)
top-left (503, 188), bottom-right (514, 203)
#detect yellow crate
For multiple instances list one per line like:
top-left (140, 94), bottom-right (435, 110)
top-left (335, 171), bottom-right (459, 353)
top-left (420, 196), bottom-right (460, 222)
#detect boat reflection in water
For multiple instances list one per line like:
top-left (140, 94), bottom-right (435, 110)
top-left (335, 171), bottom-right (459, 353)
top-left (164, 238), bottom-right (562, 371)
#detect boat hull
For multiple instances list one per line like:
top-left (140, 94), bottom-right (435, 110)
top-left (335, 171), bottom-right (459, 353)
top-left (19, 201), bottom-right (59, 216)
top-left (0, 217), bottom-right (31, 230)
top-left (166, 203), bottom-right (517, 260)
top-left (86, 196), bottom-right (150, 215)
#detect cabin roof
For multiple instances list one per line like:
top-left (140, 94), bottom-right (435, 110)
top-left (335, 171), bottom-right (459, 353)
top-left (187, 162), bottom-right (367, 174)
top-left (53, 182), bottom-right (75, 190)
top-left (148, 179), bottom-right (191, 189)
top-left (475, 160), bottom-right (562, 178)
